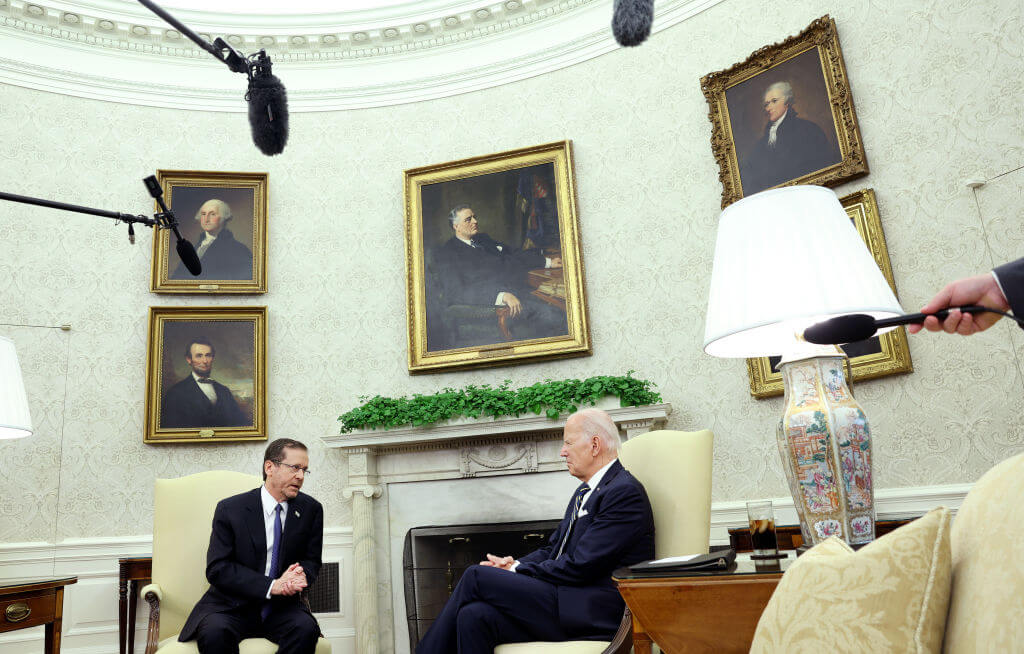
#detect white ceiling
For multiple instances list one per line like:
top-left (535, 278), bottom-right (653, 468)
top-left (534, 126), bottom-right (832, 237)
top-left (0, 0), bottom-right (722, 110)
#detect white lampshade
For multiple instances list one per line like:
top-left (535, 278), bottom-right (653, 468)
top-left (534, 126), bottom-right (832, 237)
top-left (704, 186), bottom-right (903, 358)
top-left (0, 335), bottom-right (33, 439)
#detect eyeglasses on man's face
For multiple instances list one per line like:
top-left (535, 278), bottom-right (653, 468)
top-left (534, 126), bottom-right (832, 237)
top-left (273, 461), bottom-right (311, 477)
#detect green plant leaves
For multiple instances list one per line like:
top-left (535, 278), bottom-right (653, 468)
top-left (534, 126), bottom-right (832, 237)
top-left (337, 371), bottom-right (661, 433)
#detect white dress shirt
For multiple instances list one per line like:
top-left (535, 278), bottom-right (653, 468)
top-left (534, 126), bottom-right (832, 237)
top-left (192, 372), bottom-right (217, 405)
top-left (195, 233), bottom-right (216, 259)
top-left (767, 111), bottom-right (788, 147)
top-left (260, 486), bottom-right (289, 598)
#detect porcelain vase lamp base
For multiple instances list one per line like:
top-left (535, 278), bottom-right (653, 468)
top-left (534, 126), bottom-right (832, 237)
top-left (777, 353), bottom-right (876, 548)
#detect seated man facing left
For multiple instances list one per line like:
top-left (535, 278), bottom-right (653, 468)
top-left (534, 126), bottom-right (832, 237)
top-left (178, 438), bottom-right (324, 654)
top-left (416, 408), bottom-right (655, 653)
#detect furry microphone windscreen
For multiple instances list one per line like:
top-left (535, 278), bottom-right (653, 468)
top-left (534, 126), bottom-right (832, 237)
top-left (247, 72), bottom-right (289, 156)
top-left (612, 0), bottom-right (654, 46)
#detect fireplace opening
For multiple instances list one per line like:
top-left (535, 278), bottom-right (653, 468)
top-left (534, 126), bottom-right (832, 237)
top-left (403, 518), bottom-right (561, 649)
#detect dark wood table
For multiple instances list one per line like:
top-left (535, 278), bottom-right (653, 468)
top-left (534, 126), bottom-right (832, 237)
top-left (614, 559), bottom-right (790, 653)
top-left (118, 557), bottom-right (151, 654)
top-left (0, 576), bottom-right (77, 653)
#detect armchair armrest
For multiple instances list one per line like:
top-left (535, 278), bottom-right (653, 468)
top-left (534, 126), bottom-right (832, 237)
top-left (141, 583), bottom-right (162, 654)
top-left (603, 607), bottom-right (633, 654)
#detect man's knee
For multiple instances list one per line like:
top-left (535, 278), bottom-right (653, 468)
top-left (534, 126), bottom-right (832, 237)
top-left (456, 601), bottom-right (498, 635)
top-left (194, 613), bottom-right (238, 652)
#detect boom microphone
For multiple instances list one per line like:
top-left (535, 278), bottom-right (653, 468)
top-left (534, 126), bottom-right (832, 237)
top-left (246, 52), bottom-right (289, 156)
top-left (143, 175), bottom-right (202, 276)
top-left (803, 306), bottom-right (991, 344)
top-left (137, 0), bottom-right (289, 156)
top-left (612, 0), bottom-right (654, 47)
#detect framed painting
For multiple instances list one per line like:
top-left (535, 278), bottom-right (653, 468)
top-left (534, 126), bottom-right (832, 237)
top-left (701, 15), bottom-right (869, 208)
top-left (404, 141), bottom-right (591, 373)
top-left (144, 306), bottom-right (267, 443)
top-left (747, 188), bottom-right (913, 398)
top-left (150, 170), bottom-right (268, 293)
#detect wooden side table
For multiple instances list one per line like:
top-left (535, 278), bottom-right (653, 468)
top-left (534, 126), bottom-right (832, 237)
top-left (614, 559), bottom-right (790, 653)
top-left (0, 576), bottom-right (77, 653)
top-left (118, 557), bottom-right (152, 654)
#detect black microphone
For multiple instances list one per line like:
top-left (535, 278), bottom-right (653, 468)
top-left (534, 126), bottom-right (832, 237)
top-left (143, 175), bottom-right (202, 276)
top-left (246, 51), bottom-right (289, 156)
top-left (612, 0), bottom-right (654, 47)
top-left (175, 238), bottom-right (202, 276)
top-left (803, 306), bottom-right (991, 344)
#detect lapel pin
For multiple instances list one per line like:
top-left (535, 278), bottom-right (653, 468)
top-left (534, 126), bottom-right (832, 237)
top-left (294, 510), bottom-right (300, 518)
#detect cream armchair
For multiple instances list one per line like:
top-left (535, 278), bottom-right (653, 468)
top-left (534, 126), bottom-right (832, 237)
top-left (495, 428), bottom-right (715, 654)
top-left (140, 471), bottom-right (331, 654)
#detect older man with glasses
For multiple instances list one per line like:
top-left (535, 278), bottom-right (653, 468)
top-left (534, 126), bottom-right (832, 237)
top-left (178, 438), bottom-right (324, 654)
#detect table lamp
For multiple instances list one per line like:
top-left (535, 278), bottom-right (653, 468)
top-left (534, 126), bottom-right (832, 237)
top-left (0, 335), bottom-right (33, 439)
top-left (703, 186), bottom-right (903, 548)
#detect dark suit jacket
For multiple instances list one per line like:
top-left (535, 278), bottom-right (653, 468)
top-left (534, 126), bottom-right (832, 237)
top-left (435, 234), bottom-right (546, 307)
top-left (515, 460), bottom-right (655, 637)
top-left (743, 111), bottom-right (838, 194)
top-left (994, 258), bottom-right (1024, 326)
top-left (161, 375), bottom-right (248, 429)
top-left (171, 228), bottom-right (253, 280)
top-left (179, 488), bottom-right (324, 641)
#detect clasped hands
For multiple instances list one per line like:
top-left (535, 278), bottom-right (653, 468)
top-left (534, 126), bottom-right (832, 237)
top-left (479, 553), bottom-right (516, 571)
top-left (271, 563), bottom-right (308, 596)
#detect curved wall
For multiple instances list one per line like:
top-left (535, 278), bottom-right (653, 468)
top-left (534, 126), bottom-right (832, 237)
top-left (1, 0), bottom-right (1022, 543)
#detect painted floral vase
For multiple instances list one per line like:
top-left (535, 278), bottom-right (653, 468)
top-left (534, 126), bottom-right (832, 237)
top-left (777, 353), bottom-right (875, 547)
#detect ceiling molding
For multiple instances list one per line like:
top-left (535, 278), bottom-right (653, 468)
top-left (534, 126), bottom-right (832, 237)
top-left (0, 0), bottom-right (724, 111)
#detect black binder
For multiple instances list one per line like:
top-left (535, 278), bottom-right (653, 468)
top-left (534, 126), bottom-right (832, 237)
top-left (628, 548), bottom-right (736, 572)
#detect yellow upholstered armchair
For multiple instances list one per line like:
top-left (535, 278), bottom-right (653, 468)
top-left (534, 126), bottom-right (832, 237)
top-left (140, 471), bottom-right (331, 654)
top-left (495, 428), bottom-right (715, 654)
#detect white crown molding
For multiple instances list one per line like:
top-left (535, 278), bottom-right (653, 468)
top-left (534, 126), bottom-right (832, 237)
top-left (0, 0), bottom-right (725, 111)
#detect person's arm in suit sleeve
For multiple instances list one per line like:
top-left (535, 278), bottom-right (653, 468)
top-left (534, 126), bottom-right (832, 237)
top-left (205, 500), bottom-right (275, 601)
top-left (515, 483), bottom-right (650, 586)
top-left (994, 258), bottom-right (1024, 321)
top-left (297, 500), bottom-right (324, 588)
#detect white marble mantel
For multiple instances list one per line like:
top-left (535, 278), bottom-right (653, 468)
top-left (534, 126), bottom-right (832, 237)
top-left (321, 401), bottom-right (671, 653)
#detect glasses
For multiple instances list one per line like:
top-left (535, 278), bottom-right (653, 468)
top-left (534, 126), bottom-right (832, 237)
top-left (273, 461), bottom-right (311, 477)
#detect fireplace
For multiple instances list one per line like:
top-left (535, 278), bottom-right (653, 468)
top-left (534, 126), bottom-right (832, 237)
top-left (322, 400), bottom-right (671, 653)
top-left (402, 519), bottom-right (561, 650)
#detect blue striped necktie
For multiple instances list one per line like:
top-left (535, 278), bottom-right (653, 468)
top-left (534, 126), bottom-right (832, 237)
top-left (556, 483), bottom-right (590, 559)
top-left (261, 503), bottom-right (283, 621)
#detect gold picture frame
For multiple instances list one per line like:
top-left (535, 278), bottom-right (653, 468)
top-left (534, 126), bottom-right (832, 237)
top-left (144, 306), bottom-right (267, 443)
top-left (150, 170), bottom-right (268, 293)
top-left (701, 15), bottom-right (869, 208)
top-left (746, 188), bottom-right (913, 398)
top-left (404, 141), bottom-right (591, 373)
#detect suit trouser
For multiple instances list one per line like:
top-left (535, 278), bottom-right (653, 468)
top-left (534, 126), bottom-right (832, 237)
top-left (193, 603), bottom-right (319, 654)
top-left (416, 565), bottom-right (569, 654)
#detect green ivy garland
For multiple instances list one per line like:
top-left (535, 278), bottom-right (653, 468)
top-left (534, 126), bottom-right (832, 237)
top-left (338, 372), bottom-right (661, 433)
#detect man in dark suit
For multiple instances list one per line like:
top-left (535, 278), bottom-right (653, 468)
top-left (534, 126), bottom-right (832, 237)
top-left (909, 257), bottom-right (1024, 335)
top-left (741, 81), bottom-right (840, 194)
top-left (432, 204), bottom-right (569, 345)
top-left (179, 438), bottom-right (324, 654)
top-left (416, 408), bottom-right (655, 653)
top-left (171, 198), bottom-right (253, 280)
top-left (161, 337), bottom-right (249, 429)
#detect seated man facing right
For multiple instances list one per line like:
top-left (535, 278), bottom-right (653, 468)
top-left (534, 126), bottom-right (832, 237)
top-left (416, 408), bottom-right (655, 653)
top-left (179, 438), bottom-right (324, 654)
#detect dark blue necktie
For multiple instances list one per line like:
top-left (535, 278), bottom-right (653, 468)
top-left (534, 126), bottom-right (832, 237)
top-left (261, 503), bottom-right (283, 621)
top-left (556, 483), bottom-right (590, 559)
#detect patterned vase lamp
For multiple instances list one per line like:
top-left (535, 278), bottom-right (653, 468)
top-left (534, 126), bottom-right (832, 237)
top-left (0, 335), bottom-right (33, 439)
top-left (703, 186), bottom-right (903, 548)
